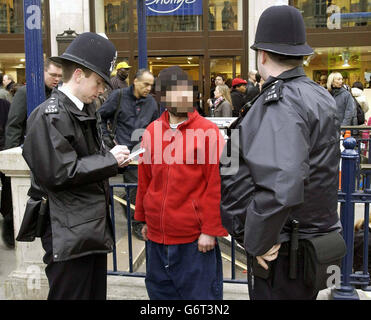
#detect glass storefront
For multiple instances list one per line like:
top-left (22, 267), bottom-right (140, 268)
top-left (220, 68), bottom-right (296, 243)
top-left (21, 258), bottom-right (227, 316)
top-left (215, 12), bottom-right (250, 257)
top-left (0, 0), bottom-right (46, 34)
top-left (210, 56), bottom-right (241, 88)
top-left (209, 0), bottom-right (243, 31)
top-left (99, 0), bottom-right (244, 33)
top-left (104, 0), bottom-right (129, 33)
top-left (303, 46), bottom-right (371, 88)
top-left (291, 0), bottom-right (371, 29)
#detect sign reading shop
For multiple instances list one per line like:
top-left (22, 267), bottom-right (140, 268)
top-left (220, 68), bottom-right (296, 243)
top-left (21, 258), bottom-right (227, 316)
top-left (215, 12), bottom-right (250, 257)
top-left (145, 0), bottom-right (203, 16)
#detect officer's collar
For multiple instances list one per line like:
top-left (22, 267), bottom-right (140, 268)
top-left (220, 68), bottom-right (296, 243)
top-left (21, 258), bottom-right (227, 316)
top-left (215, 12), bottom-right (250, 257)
top-left (59, 85), bottom-right (84, 111)
top-left (58, 90), bottom-right (96, 119)
top-left (262, 66), bottom-right (306, 89)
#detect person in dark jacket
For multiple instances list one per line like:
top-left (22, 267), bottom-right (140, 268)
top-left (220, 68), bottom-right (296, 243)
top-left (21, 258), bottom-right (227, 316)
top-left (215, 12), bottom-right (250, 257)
top-left (5, 58), bottom-right (62, 149)
top-left (99, 69), bottom-right (159, 240)
top-left (245, 70), bottom-right (260, 103)
top-left (230, 78), bottom-right (248, 117)
top-left (220, 5), bottom-right (342, 300)
top-left (1, 58), bottom-right (62, 249)
top-left (0, 98), bottom-right (12, 248)
top-left (327, 72), bottom-right (356, 126)
top-left (110, 61), bottom-right (131, 89)
top-left (21, 32), bottom-right (130, 300)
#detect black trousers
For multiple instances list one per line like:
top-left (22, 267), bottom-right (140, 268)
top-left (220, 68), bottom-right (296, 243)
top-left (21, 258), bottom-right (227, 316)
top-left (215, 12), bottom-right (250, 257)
top-left (122, 167), bottom-right (141, 226)
top-left (250, 252), bottom-right (319, 300)
top-left (41, 223), bottom-right (108, 300)
top-left (0, 172), bottom-right (13, 221)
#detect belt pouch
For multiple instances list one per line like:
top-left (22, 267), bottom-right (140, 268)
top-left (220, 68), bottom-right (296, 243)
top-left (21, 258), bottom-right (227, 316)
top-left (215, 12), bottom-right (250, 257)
top-left (302, 231), bottom-right (346, 291)
top-left (252, 258), bottom-right (273, 279)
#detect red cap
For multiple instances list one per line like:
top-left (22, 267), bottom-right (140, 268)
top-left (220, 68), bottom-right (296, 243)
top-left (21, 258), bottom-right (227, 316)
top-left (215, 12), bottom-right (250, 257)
top-left (232, 78), bottom-right (247, 87)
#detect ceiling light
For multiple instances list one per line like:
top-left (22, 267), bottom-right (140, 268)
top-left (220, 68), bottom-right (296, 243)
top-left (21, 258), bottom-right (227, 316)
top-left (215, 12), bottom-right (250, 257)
top-left (342, 59), bottom-right (350, 67)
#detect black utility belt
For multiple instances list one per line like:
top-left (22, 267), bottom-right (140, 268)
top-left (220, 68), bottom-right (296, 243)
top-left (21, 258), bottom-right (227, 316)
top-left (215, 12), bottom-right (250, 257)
top-left (252, 232), bottom-right (347, 291)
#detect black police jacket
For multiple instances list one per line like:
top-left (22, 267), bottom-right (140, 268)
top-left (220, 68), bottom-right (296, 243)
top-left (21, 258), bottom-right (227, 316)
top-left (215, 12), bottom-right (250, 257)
top-left (220, 67), bottom-right (342, 257)
top-left (22, 89), bottom-right (118, 262)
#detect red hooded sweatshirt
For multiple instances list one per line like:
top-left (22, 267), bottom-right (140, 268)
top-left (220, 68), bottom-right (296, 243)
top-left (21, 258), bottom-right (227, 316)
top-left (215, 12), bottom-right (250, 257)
top-left (134, 110), bottom-right (228, 244)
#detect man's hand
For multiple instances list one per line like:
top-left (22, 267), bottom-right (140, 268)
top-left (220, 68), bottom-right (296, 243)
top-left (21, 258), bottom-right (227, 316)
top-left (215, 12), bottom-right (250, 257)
top-left (141, 224), bottom-right (148, 241)
top-left (198, 233), bottom-right (216, 253)
top-left (256, 244), bottom-right (281, 270)
top-left (109, 145), bottom-right (130, 167)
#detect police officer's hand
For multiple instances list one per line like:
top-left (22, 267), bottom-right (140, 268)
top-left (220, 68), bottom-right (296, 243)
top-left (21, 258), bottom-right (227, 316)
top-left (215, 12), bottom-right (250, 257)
top-left (109, 145), bottom-right (130, 167)
top-left (256, 244), bottom-right (281, 270)
top-left (198, 233), bottom-right (216, 253)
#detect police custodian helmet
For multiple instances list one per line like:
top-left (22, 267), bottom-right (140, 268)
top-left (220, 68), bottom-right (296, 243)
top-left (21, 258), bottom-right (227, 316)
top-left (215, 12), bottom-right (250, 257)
top-left (51, 32), bottom-right (117, 88)
top-left (251, 5), bottom-right (314, 57)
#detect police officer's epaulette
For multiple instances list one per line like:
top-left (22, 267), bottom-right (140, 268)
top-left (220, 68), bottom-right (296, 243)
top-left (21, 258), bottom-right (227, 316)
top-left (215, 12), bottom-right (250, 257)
top-left (44, 96), bottom-right (59, 114)
top-left (263, 79), bottom-right (284, 105)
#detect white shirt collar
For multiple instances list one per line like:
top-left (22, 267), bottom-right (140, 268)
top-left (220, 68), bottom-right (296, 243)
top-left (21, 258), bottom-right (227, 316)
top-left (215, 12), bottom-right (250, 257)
top-left (59, 85), bottom-right (84, 111)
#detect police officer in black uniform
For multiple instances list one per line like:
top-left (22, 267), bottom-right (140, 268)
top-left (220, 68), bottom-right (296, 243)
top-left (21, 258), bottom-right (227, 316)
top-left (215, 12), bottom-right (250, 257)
top-left (21, 32), bottom-right (130, 300)
top-left (220, 5), bottom-right (342, 300)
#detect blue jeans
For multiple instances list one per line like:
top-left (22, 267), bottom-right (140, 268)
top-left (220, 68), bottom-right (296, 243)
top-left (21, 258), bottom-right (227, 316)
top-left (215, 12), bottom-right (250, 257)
top-left (145, 239), bottom-right (223, 300)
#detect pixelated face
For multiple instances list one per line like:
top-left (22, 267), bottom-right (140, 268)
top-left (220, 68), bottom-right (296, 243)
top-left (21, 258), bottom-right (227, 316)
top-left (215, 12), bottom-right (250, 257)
top-left (160, 80), bottom-right (194, 115)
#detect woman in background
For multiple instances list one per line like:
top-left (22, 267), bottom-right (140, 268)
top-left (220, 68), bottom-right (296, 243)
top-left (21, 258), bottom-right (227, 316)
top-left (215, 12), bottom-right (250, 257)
top-left (327, 72), bottom-right (356, 126)
top-left (209, 84), bottom-right (233, 117)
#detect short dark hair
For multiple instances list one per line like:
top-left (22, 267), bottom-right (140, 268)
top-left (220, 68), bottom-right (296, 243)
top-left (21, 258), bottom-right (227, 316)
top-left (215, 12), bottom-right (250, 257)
top-left (61, 60), bottom-right (92, 82)
top-left (352, 81), bottom-right (364, 91)
top-left (266, 51), bottom-right (303, 67)
top-left (44, 57), bottom-right (61, 71)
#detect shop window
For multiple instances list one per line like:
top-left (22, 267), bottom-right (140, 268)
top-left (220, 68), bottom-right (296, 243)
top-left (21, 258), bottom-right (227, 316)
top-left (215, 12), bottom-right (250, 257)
top-left (210, 56), bottom-right (241, 89)
top-left (98, 0), bottom-right (129, 33)
top-left (208, 0), bottom-right (243, 31)
top-left (134, 1), bottom-right (203, 32)
top-left (0, 0), bottom-right (46, 34)
top-left (303, 46), bottom-right (371, 88)
top-left (291, 0), bottom-right (371, 29)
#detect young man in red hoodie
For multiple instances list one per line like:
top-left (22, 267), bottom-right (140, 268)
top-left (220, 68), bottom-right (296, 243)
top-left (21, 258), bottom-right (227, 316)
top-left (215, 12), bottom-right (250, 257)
top-left (134, 66), bottom-right (228, 300)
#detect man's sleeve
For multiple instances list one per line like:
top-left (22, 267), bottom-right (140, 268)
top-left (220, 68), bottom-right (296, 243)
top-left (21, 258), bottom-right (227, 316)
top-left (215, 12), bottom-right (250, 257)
top-left (22, 112), bottom-right (118, 192)
top-left (342, 93), bottom-right (355, 126)
top-left (199, 126), bottom-right (228, 237)
top-left (4, 87), bottom-right (27, 149)
top-left (134, 128), bottom-right (153, 222)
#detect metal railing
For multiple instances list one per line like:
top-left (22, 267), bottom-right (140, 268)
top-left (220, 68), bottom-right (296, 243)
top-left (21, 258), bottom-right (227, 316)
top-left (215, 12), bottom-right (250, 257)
top-left (107, 182), bottom-right (247, 284)
top-left (107, 129), bottom-right (371, 298)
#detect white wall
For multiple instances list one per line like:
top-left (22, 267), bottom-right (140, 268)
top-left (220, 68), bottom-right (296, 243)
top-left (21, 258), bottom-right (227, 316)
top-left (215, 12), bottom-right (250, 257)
top-left (248, 0), bottom-right (289, 71)
top-left (49, 0), bottom-right (91, 56)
